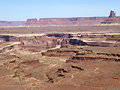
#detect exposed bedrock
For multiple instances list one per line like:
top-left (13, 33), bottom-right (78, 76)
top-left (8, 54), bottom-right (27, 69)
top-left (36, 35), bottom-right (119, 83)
top-left (0, 32), bottom-right (120, 54)
top-left (46, 64), bottom-right (84, 83)
top-left (66, 57), bottom-right (120, 63)
top-left (26, 17), bottom-right (108, 25)
top-left (52, 39), bottom-right (87, 46)
top-left (42, 45), bottom-right (120, 63)
top-left (47, 33), bottom-right (120, 46)
top-left (0, 34), bottom-right (87, 54)
top-left (0, 35), bottom-right (87, 46)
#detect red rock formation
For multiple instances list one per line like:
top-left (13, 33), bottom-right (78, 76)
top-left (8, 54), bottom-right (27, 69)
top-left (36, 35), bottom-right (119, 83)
top-left (26, 17), bottom-right (107, 25)
top-left (26, 11), bottom-right (120, 25)
top-left (0, 11), bottom-right (120, 26)
top-left (109, 10), bottom-right (116, 17)
top-left (27, 18), bottom-right (38, 24)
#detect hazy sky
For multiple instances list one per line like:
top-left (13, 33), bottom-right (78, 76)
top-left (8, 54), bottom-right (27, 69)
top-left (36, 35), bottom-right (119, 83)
top-left (0, 0), bottom-right (120, 21)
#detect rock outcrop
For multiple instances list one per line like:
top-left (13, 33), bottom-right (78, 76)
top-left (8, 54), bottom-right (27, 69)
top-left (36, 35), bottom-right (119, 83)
top-left (109, 10), bottom-right (116, 17)
top-left (0, 34), bottom-right (88, 54)
top-left (42, 45), bottom-right (120, 62)
top-left (26, 17), bottom-right (107, 25)
top-left (26, 11), bottom-right (120, 25)
top-left (1, 32), bottom-right (120, 54)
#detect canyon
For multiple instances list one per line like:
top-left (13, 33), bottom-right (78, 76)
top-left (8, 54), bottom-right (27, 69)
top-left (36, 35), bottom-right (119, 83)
top-left (0, 11), bottom-right (120, 90)
top-left (0, 31), bottom-right (120, 90)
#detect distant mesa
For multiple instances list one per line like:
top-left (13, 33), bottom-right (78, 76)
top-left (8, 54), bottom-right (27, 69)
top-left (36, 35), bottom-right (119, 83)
top-left (27, 18), bottom-right (38, 23)
top-left (0, 10), bottom-right (120, 26)
top-left (26, 10), bottom-right (120, 25)
top-left (26, 17), bottom-right (107, 25)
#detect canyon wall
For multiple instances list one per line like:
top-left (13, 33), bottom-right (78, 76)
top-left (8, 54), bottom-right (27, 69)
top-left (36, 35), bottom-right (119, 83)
top-left (26, 11), bottom-right (120, 25)
top-left (0, 35), bottom-right (87, 53)
top-left (26, 17), bottom-right (108, 25)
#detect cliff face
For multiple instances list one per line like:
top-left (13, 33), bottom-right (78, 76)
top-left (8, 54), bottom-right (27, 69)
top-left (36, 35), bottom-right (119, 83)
top-left (0, 35), bottom-right (87, 53)
top-left (0, 17), bottom-right (108, 26)
top-left (101, 17), bottom-right (120, 24)
top-left (26, 17), bottom-right (107, 25)
top-left (26, 17), bottom-right (120, 25)
top-left (26, 11), bottom-right (120, 25)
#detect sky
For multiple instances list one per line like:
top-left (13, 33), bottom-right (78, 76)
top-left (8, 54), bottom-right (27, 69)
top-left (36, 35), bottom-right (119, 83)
top-left (0, 0), bottom-right (120, 21)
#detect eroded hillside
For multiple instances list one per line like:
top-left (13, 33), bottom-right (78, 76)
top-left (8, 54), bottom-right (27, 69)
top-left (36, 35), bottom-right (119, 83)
top-left (0, 32), bottom-right (120, 90)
